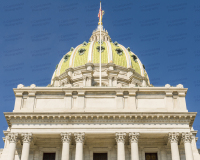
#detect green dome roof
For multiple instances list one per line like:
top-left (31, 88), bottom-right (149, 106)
top-left (53, 41), bottom-right (148, 80)
top-left (51, 25), bottom-right (150, 85)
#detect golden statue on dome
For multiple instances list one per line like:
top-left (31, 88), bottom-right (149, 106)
top-left (98, 1), bottom-right (104, 25)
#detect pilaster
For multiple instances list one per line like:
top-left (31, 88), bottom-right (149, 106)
top-left (26, 91), bottom-right (36, 111)
top-left (128, 90), bottom-right (137, 111)
top-left (76, 91), bottom-right (85, 109)
top-left (177, 91), bottom-right (187, 111)
top-left (165, 91), bottom-right (173, 111)
top-left (14, 91), bottom-right (23, 111)
top-left (116, 91), bottom-right (124, 109)
top-left (65, 91), bottom-right (72, 109)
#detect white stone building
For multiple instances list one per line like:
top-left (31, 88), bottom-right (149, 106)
top-left (0, 23), bottom-right (200, 160)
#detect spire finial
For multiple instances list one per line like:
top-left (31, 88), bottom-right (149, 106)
top-left (98, 1), bottom-right (104, 25)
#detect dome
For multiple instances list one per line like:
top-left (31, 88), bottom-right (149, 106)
top-left (51, 25), bottom-right (150, 87)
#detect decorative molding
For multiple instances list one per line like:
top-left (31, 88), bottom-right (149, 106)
top-left (5, 113), bottom-right (196, 128)
top-left (61, 132), bottom-right (71, 143)
top-left (129, 132), bottom-right (139, 143)
top-left (116, 132), bottom-right (126, 143)
top-left (8, 133), bottom-right (18, 143)
top-left (74, 132), bottom-right (85, 143)
top-left (168, 132), bottom-right (179, 143)
top-left (21, 133), bottom-right (32, 143)
top-left (182, 132), bottom-right (192, 143)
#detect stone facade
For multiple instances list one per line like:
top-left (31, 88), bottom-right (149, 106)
top-left (1, 23), bottom-right (200, 160)
top-left (0, 83), bottom-right (200, 160)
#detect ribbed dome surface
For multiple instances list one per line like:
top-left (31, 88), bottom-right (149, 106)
top-left (52, 41), bottom-right (148, 81)
top-left (51, 25), bottom-right (150, 86)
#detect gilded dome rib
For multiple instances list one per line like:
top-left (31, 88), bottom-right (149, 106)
top-left (134, 53), bottom-right (144, 76)
top-left (128, 51), bottom-right (141, 75)
top-left (87, 41), bottom-right (95, 63)
top-left (56, 58), bottom-right (64, 76)
top-left (105, 41), bottom-right (113, 63)
top-left (69, 44), bottom-right (82, 67)
top-left (118, 44), bottom-right (132, 68)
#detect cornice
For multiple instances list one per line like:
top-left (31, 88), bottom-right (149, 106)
top-left (4, 112), bottom-right (196, 128)
top-left (13, 86), bottom-right (188, 93)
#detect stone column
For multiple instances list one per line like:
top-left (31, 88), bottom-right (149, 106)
top-left (7, 133), bottom-right (18, 160)
top-left (21, 133), bottom-right (32, 160)
top-left (116, 132), bottom-right (126, 160)
top-left (129, 132), bottom-right (139, 160)
top-left (61, 133), bottom-right (71, 160)
top-left (182, 132), bottom-right (194, 160)
top-left (169, 132), bottom-right (180, 160)
top-left (74, 133), bottom-right (85, 160)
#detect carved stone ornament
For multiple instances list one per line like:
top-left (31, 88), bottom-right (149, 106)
top-left (129, 132), bottom-right (139, 143)
top-left (168, 132), bottom-right (179, 143)
top-left (182, 132), bottom-right (192, 143)
top-left (8, 133), bottom-right (18, 143)
top-left (21, 133), bottom-right (32, 143)
top-left (116, 132), bottom-right (126, 143)
top-left (61, 133), bottom-right (71, 143)
top-left (17, 84), bottom-right (24, 88)
top-left (74, 133), bottom-right (85, 143)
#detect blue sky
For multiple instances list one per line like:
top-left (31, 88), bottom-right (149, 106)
top-left (0, 0), bottom-right (200, 148)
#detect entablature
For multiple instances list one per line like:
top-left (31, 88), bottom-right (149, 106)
top-left (4, 112), bottom-right (196, 128)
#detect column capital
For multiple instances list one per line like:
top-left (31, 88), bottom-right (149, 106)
top-left (116, 132), bottom-right (126, 143)
top-left (129, 132), bottom-right (139, 143)
top-left (168, 132), bottom-right (179, 143)
top-left (21, 133), bottom-right (32, 143)
top-left (182, 132), bottom-right (192, 143)
top-left (74, 132), bottom-right (85, 143)
top-left (8, 133), bottom-right (18, 143)
top-left (61, 132), bottom-right (71, 143)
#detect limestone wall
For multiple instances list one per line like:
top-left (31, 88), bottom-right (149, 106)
top-left (13, 86), bottom-right (188, 113)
